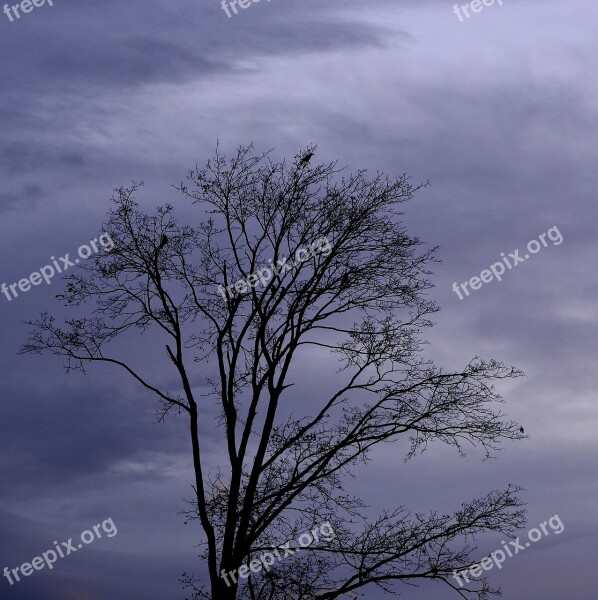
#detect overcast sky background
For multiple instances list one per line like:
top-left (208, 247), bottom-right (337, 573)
top-left (1, 0), bottom-right (597, 598)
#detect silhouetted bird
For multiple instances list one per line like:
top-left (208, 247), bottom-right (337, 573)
top-left (299, 152), bottom-right (314, 166)
top-left (158, 234), bottom-right (168, 249)
top-left (519, 426), bottom-right (525, 434)
top-left (341, 273), bottom-right (349, 287)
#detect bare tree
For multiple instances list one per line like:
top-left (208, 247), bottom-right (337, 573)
top-left (21, 144), bottom-right (525, 600)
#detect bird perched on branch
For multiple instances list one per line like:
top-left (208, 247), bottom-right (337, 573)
top-left (158, 234), bottom-right (168, 250)
top-left (299, 152), bottom-right (314, 166)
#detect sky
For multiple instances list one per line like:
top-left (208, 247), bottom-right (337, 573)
top-left (1, 0), bottom-right (597, 598)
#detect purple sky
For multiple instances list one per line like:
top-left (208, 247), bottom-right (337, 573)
top-left (1, 0), bottom-right (597, 598)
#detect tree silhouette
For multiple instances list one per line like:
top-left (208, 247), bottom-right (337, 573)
top-left (21, 144), bottom-right (525, 600)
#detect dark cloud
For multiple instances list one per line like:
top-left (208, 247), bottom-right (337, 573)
top-left (0, 0), bottom-right (394, 93)
top-left (0, 184), bottom-right (43, 212)
top-left (0, 510), bottom-right (200, 600)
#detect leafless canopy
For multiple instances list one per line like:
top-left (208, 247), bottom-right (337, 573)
top-left (22, 144), bottom-right (525, 600)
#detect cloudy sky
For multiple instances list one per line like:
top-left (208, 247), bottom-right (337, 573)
top-left (1, 0), bottom-right (597, 598)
